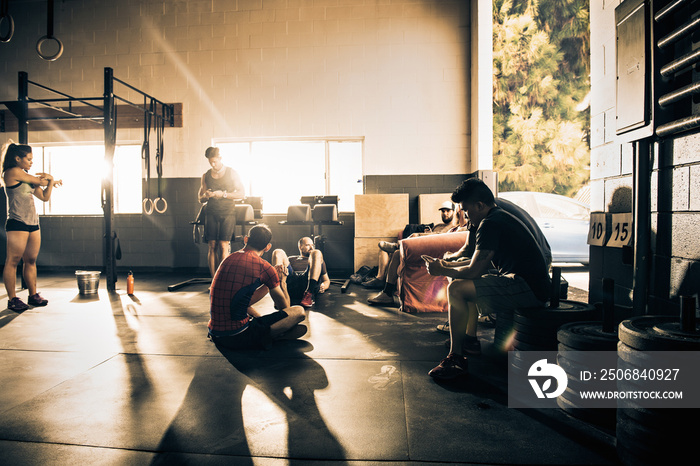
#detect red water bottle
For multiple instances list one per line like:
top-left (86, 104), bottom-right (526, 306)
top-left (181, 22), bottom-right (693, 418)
top-left (127, 271), bottom-right (134, 295)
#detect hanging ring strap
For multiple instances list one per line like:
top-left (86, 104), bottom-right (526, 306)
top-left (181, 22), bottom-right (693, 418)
top-left (142, 99), bottom-right (155, 215)
top-left (154, 105), bottom-right (167, 214)
top-left (0, 0), bottom-right (14, 43)
top-left (36, 0), bottom-right (63, 61)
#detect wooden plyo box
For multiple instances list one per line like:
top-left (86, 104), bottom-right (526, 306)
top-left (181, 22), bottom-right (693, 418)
top-left (354, 194), bottom-right (408, 237)
top-left (354, 194), bottom-right (408, 270)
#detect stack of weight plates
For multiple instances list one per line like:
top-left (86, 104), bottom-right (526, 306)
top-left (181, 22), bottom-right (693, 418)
top-left (556, 321), bottom-right (619, 428)
top-left (513, 300), bottom-right (598, 352)
top-left (616, 315), bottom-right (700, 466)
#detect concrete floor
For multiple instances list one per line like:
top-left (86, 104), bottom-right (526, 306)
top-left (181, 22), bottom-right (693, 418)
top-left (0, 272), bottom-right (620, 465)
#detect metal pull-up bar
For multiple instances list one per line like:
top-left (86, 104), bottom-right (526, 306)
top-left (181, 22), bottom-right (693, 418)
top-left (4, 68), bottom-right (176, 292)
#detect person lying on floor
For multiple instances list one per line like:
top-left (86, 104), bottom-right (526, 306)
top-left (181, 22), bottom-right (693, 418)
top-left (208, 224), bottom-right (307, 350)
top-left (424, 178), bottom-right (551, 380)
top-left (272, 236), bottom-right (330, 309)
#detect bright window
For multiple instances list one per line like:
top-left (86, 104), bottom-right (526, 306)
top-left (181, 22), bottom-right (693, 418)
top-left (31, 144), bottom-right (142, 215)
top-left (216, 139), bottom-right (363, 213)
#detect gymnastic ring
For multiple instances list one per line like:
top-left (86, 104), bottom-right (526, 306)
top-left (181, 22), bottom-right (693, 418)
top-left (143, 198), bottom-right (154, 215)
top-left (36, 35), bottom-right (63, 61)
top-left (0, 13), bottom-right (14, 43)
top-left (154, 197), bottom-right (168, 214)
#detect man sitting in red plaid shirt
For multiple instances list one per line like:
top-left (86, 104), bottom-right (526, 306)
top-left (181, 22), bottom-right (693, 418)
top-left (208, 224), bottom-right (307, 349)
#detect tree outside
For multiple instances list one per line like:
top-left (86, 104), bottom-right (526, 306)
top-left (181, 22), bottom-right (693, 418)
top-left (493, 0), bottom-right (590, 197)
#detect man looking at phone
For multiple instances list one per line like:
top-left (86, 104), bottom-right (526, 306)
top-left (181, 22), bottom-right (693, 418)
top-left (423, 179), bottom-right (551, 380)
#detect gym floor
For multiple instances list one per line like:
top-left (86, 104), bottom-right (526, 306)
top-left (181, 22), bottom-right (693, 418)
top-left (0, 272), bottom-right (618, 465)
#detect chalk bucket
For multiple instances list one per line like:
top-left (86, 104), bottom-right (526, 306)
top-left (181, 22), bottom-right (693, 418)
top-left (76, 270), bottom-right (101, 295)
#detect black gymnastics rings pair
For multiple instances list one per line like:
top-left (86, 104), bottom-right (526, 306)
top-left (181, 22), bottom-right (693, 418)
top-left (143, 197), bottom-right (168, 215)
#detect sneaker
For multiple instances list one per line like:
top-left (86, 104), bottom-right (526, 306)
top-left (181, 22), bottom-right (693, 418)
top-left (361, 277), bottom-right (385, 289)
top-left (349, 265), bottom-right (372, 284)
top-left (8, 297), bottom-right (29, 312)
top-left (28, 293), bottom-right (48, 307)
top-left (378, 241), bottom-right (398, 254)
top-left (300, 291), bottom-right (314, 308)
top-left (428, 353), bottom-right (468, 380)
top-left (444, 337), bottom-right (481, 355)
top-left (436, 321), bottom-right (449, 333)
top-left (367, 292), bottom-right (395, 306)
top-left (278, 324), bottom-right (308, 340)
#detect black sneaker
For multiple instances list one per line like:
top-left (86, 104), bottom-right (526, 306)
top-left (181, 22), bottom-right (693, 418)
top-left (428, 353), bottom-right (468, 380)
top-left (8, 297), bottom-right (29, 312)
top-left (361, 277), bottom-right (385, 289)
top-left (28, 293), bottom-right (48, 307)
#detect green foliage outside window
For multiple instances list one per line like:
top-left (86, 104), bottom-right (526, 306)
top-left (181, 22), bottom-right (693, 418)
top-left (493, 0), bottom-right (590, 197)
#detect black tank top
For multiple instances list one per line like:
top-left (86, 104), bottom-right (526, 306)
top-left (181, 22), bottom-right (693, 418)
top-left (205, 167), bottom-right (241, 214)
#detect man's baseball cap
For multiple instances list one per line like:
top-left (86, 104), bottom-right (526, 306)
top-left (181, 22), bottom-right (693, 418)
top-left (439, 201), bottom-right (455, 211)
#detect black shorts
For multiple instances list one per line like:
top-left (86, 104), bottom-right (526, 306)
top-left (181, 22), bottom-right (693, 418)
top-left (5, 218), bottom-right (40, 232)
top-left (286, 270), bottom-right (308, 303)
top-left (210, 310), bottom-right (288, 350)
top-left (204, 209), bottom-right (237, 242)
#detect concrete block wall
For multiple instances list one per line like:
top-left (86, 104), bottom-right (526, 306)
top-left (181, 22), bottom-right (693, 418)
top-left (0, 0), bottom-right (473, 277)
top-left (589, 0), bottom-right (700, 314)
top-left (0, 0), bottom-right (471, 178)
top-left (364, 173), bottom-right (469, 224)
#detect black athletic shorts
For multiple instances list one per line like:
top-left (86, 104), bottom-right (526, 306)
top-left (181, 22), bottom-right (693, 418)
top-left (204, 209), bottom-right (237, 242)
top-left (210, 310), bottom-right (288, 350)
top-left (5, 218), bottom-right (40, 233)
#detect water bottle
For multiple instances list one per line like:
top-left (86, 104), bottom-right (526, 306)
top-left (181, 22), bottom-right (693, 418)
top-left (127, 271), bottom-right (134, 295)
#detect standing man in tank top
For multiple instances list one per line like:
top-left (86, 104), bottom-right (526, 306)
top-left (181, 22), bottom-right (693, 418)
top-left (198, 147), bottom-right (245, 278)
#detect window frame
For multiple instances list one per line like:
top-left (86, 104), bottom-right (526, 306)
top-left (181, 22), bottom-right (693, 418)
top-left (28, 141), bottom-right (143, 216)
top-left (213, 136), bottom-right (365, 214)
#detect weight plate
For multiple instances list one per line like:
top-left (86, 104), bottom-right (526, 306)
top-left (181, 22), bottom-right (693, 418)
top-left (492, 336), bottom-right (514, 353)
top-left (513, 329), bottom-right (558, 346)
top-left (513, 319), bottom-right (561, 335)
top-left (513, 338), bottom-right (557, 352)
top-left (515, 300), bottom-right (597, 320)
top-left (619, 316), bottom-right (700, 351)
top-left (557, 353), bottom-right (600, 377)
top-left (557, 321), bottom-right (618, 351)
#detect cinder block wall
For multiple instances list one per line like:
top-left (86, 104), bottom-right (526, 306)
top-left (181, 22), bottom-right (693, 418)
top-left (0, 1), bottom-right (471, 277)
top-left (589, 1), bottom-right (700, 314)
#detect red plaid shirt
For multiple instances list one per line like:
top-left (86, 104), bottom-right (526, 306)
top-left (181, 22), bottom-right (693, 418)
top-left (208, 248), bottom-right (280, 335)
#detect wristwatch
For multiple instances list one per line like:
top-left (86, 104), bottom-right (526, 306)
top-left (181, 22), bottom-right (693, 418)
top-left (223, 190), bottom-right (227, 199)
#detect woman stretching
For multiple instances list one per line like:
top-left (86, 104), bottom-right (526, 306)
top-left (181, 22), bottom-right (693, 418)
top-left (1, 143), bottom-right (62, 312)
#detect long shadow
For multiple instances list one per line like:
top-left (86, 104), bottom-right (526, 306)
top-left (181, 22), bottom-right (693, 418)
top-left (151, 341), bottom-right (347, 464)
top-left (306, 288), bottom-right (617, 460)
top-left (0, 308), bottom-right (22, 328)
top-left (311, 289), bottom-right (510, 404)
top-left (107, 291), bottom-right (154, 408)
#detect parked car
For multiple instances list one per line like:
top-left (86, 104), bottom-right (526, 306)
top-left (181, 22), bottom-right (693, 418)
top-left (498, 191), bottom-right (590, 265)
